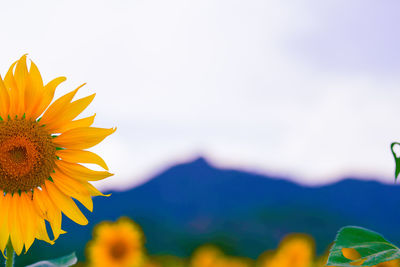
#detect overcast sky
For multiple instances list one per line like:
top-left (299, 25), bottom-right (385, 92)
top-left (1, 0), bottom-right (400, 190)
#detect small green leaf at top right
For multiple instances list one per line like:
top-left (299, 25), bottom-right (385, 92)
top-left (390, 142), bottom-right (400, 181)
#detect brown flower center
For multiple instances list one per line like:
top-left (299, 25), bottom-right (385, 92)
top-left (0, 118), bottom-right (56, 193)
top-left (110, 241), bottom-right (127, 260)
top-left (9, 146), bottom-right (28, 163)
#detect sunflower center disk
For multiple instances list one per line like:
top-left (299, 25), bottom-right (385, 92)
top-left (110, 242), bottom-right (127, 260)
top-left (0, 118), bottom-right (56, 193)
top-left (9, 146), bottom-right (28, 164)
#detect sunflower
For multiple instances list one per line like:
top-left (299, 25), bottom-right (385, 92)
top-left (259, 233), bottom-right (314, 267)
top-left (86, 217), bottom-right (145, 267)
top-left (190, 245), bottom-right (253, 267)
top-left (190, 245), bottom-right (224, 267)
top-left (0, 55), bottom-right (115, 256)
top-left (214, 257), bottom-right (252, 267)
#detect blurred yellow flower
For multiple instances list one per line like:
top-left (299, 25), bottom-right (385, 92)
top-left (259, 233), bottom-right (314, 267)
top-left (214, 256), bottom-right (252, 267)
top-left (190, 245), bottom-right (224, 267)
top-left (86, 217), bottom-right (145, 267)
top-left (190, 245), bottom-right (252, 267)
top-left (0, 55), bottom-right (115, 256)
top-left (143, 259), bottom-right (162, 267)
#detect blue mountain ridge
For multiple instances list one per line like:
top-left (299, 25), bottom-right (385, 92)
top-left (15, 157), bottom-right (400, 266)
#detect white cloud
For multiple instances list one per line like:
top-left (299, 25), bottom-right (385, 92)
top-left (290, 0), bottom-right (400, 74)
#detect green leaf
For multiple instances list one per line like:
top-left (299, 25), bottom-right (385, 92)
top-left (25, 252), bottom-right (77, 267)
top-left (326, 226), bottom-right (400, 266)
top-left (391, 142), bottom-right (400, 181)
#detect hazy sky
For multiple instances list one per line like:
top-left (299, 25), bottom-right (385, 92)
top-left (1, 0), bottom-right (400, 190)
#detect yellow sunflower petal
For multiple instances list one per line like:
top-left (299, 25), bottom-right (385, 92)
top-left (29, 76), bottom-right (66, 119)
top-left (35, 215), bottom-right (53, 244)
top-left (24, 59), bottom-right (44, 118)
top-left (3, 61), bottom-right (17, 89)
top-left (20, 192), bottom-right (37, 253)
top-left (5, 55), bottom-right (29, 118)
top-left (14, 55), bottom-right (28, 116)
top-left (56, 114), bottom-right (96, 133)
top-left (56, 149), bottom-right (108, 170)
top-left (33, 188), bottom-right (63, 241)
top-left (52, 170), bottom-right (93, 212)
top-left (32, 189), bottom-right (47, 218)
top-left (45, 180), bottom-right (88, 225)
top-left (40, 83), bottom-right (85, 126)
top-left (84, 182), bottom-right (111, 197)
top-left (56, 160), bottom-right (113, 181)
top-left (4, 61), bottom-right (18, 117)
top-left (0, 192), bottom-right (10, 253)
top-left (47, 93), bottom-right (95, 133)
top-left (9, 193), bottom-right (24, 255)
top-left (16, 194), bottom-right (28, 249)
top-left (28, 60), bottom-right (43, 91)
top-left (54, 127), bottom-right (116, 149)
top-left (0, 76), bottom-right (10, 120)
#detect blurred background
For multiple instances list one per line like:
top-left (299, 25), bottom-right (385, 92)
top-left (2, 0), bottom-right (400, 266)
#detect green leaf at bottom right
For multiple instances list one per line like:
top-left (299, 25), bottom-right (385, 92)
top-left (25, 252), bottom-right (77, 267)
top-left (326, 226), bottom-right (400, 266)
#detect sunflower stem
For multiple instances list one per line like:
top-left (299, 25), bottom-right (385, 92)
top-left (5, 241), bottom-right (14, 267)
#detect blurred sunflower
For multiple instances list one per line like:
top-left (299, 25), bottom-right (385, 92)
top-left (190, 245), bottom-right (224, 267)
top-left (259, 233), bottom-right (314, 267)
top-left (0, 55), bottom-right (115, 256)
top-left (190, 245), bottom-right (252, 267)
top-left (143, 259), bottom-right (162, 267)
top-left (86, 217), bottom-right (145, 267)
top-left (214, 256), bottom-right (252, 267)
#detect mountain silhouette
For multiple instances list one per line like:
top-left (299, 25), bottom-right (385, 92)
top-left (16, 157), bottom-right (400, 266)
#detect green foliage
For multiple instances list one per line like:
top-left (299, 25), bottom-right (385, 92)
top-left (326, 226), bottom-right (400, 266)
top-left (25, 252), bottom-right (77, 267)
top-left (391, 142), bottom-right (400, 180)
top-left (150, 255), bottom-right (188, 267)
